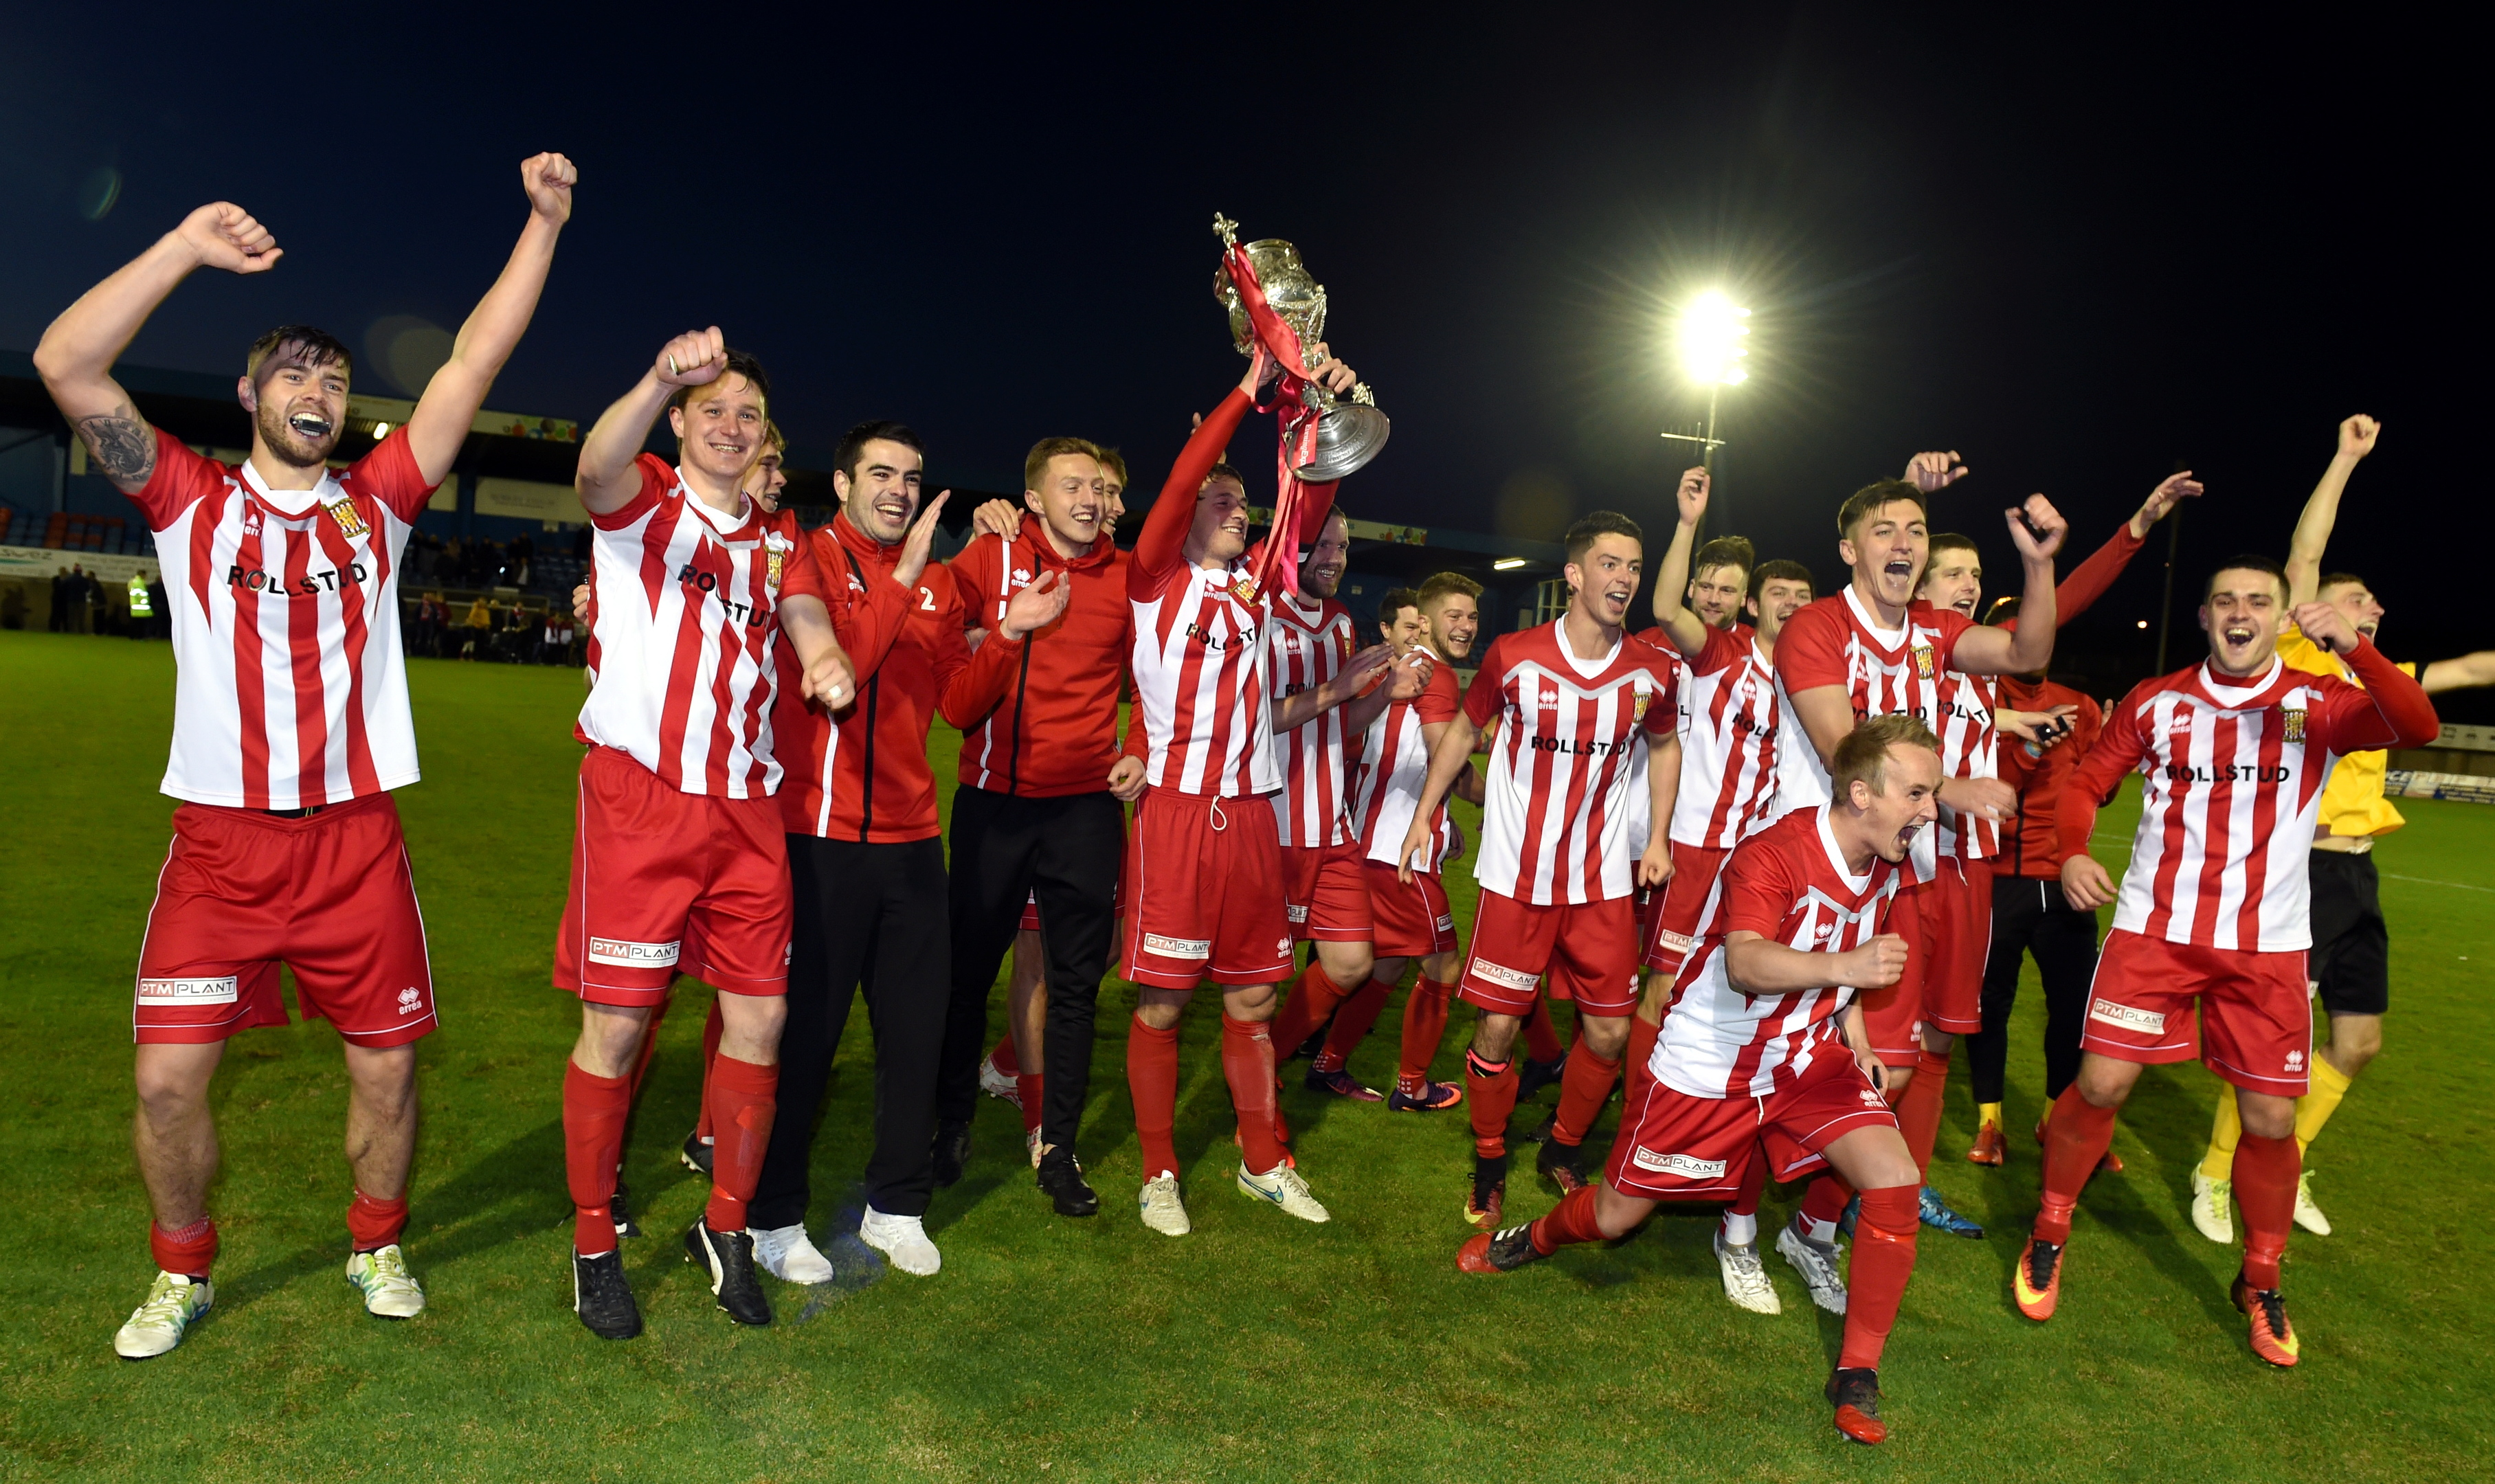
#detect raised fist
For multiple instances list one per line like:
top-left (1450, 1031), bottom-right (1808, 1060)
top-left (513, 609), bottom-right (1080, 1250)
top-left (2006, 493), bottom-right (2068, 562)
top-left (1843, 933), bottom-right (1911, 989)
top-left (2291, 600), bottom-right (2360, 656)
top-left (522, 152), bottom-right (577, 225)
top-left (655, 327), bottom-right (726, 387)
top-left (1675, 466), bottom-right (1710, 526)
top-left (176, 203), bottom-right (281, 276)
top-left (1903, 450), bottom-right (1969, 493)
top-left (2338, 414), bottom-right (2381, 460)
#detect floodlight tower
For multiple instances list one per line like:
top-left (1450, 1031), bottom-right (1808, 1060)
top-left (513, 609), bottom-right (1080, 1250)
top-left (1662, 292), bottom-right (1749, 536)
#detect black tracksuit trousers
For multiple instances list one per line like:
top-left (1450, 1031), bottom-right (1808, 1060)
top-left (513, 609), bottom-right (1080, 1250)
top-left (1968, 875), bottom-right (2101, 1106)
top-left (750, 834), bottom-right (949, 1226)
top-left (936, 787), bottom-right (1126, 1156)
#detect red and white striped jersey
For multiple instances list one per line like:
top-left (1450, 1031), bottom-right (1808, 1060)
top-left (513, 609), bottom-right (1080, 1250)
top-left (1267, 592), bottom-right (1360, 846)
top-left (1932, 666), bottom-right (2000, 860)
top-left (1129, 561), bottom-right (1277, 798)
top-left (2056, 651), bottom-right (2435, 952)
top-left (1464, 623), bottom-right (1679, 906)
top-left (1772, 588), bottom-right (1973, 879)
top-left (1670, 622), bottom-right (1782, 850)
top-left (1352, 658), bottom-right (1462, 872)
top-left (576, 453), bottom-right (824, 798)
top-left (1653, 806), bottom-right (1905, 1098)
top-left (127, 429), bottom-right (435, 810)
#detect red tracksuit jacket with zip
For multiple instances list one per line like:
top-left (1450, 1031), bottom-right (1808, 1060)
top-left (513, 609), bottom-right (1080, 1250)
top-left (947, 511), bottom-right (1134, 798)
top-left (774, 512), bottom-right (1020, 843)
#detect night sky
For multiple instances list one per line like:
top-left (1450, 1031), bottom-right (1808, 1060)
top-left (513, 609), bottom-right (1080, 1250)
top-left (3, 8), bottom-right (2483, 715)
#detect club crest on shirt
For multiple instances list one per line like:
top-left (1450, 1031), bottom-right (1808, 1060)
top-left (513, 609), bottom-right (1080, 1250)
top-left (1913, 644), bottom-right (1935, 679)
top-left (1632, 690), bottom-right (1651, 724)
top-left (1337, 630), bottom-right (1354, 660)
top-left (762, 530), bottom-right (793, 590)
top-left (324, 498), bottom-right (368, 540)
top-left (2282, 707), bottom-right (2307, 744)
top-left (1229, 572), bottom-right (1262, 605)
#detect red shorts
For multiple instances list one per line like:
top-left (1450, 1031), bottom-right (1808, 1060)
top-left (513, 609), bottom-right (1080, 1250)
top-left (135, 793), bottom-right (436, 1047)
top-left (1365, 862), bottom-right (1457, 958)
top-left (1458, 890), bottom-right (1639, 1018)
top-left (555, 747), bottom-right (792, 1007)
top-left (1915, 856), bottom-right (1993, 1035)
top-left (1859, 876), bottom-right (1930, 1064)
top-left (1606, 1045), bottom-right (1897, 1200)
top-left (1121, 790), bottom-right (1293, 989)
top-left (1640, 840), bottom-right (1731, 976)
top-left (1282, 837), bottom-right (1374, 942)
top-left (2083, 929), bottom-right (2312, 1097)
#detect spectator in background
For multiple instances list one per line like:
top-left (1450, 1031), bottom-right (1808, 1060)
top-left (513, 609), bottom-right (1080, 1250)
top-left (460, 595), bottom-right (492, 659)
top-left (510, 531), bottom-right (535, 589)
top-left (80, 565), bottom-right (103, 633)
top-left (50, 567), bottom-right (71, 631)
top-left (413, 592), bottom-right (448, 657)
top-left (540, 605), bottom-right (572, 666)
top-left (502, 598), bottom-right (535, 660)
top-left (146, 572), bottom-right (170, 640)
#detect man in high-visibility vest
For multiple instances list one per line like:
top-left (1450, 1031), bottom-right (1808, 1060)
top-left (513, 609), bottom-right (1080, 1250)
top-left (2191, 414), bottom-right (2495, 1242)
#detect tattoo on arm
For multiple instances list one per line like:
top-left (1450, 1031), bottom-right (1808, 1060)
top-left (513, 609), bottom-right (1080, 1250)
top-left (76, 403), bottom-right (157, 493)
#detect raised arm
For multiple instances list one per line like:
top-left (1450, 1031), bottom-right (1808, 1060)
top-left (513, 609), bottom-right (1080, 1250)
top-left (1942, 495), bottom-right (2070, 675)
top-left (1134, 361), bottom-right (1262, 582)
top-left (577, 328), bottom-right (727, 515)
top-left (2421, 651), bottom-right (2495, 695)
top-left (1649, 466), bottom-right (1713, 657)
top-left (403, 153), bottom-right (574, 488)
top-left (2285, 416), bottom-right (2381, 607)
top-left (34, 203), bottom-right (282, 493)
top-left (2292, 605), bottom-right (2439, 752)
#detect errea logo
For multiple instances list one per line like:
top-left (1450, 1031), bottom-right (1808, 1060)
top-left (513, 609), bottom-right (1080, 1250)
top-left (396, 987), bottom-right (423, 1012)
top-left (2285, 1049), bottom-right (2305, 1071)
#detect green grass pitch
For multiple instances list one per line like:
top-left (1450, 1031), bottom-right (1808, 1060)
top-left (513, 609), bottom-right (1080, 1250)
top-left (2, 629), bottom-right (2490, 1481)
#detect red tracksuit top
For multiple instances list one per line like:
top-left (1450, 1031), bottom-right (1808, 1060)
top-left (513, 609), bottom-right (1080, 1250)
top-left (1995, 677), bottom-right (2103, 881)
top-left (948, 512), bottom-right (1134, 798)
top-left (774, 512), bottom-right (1019, 843)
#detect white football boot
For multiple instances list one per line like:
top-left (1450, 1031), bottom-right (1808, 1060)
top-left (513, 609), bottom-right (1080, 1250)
top-left (752, 1222), bottom-right (836, 1283)
top-left (859, 1207), bottom-right (941, 1276)
top-left (1137, 1171), bottom-right (1192, 1236)
top-left (115, 1271), bottom-right (214, 1359)
top-left (1714, 1229), bottom-right (1782, 1314)
top-left (345, 1244), bottom-right (426, 1318)
top-left (1237, 1162), bottom-right (1331, 1223)
top-left (2189, 1170), bottom-right (2236, 1244)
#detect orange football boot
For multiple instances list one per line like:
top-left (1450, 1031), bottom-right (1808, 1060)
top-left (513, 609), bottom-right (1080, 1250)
top-left (2233, 1275), bottom-right (2301, 1367)
top-left (2014, 1236), bottom-right (2065, 1321)
top-left (1967, 1122), bottom-right (2006, 1167)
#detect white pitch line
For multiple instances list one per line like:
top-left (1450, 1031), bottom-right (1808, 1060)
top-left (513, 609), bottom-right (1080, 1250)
top-left (2380, 872), bottom-right (2495, 895)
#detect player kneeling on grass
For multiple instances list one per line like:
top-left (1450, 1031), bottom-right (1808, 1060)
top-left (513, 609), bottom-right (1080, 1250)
top-left (33, 156), bottom-right (578, 1358)
top-left (1459, 715), bottom-right (1943, 1448)
top-left (2019, 557), bottom-right (2437, 1367)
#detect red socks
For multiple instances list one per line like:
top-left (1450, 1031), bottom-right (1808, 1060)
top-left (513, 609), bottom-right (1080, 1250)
top-left (2032, 1084), bottom-right (2118, 1245)
top-left (1398, 976), bottom-right (1454, 1093)
top-left (1267, 961), bottom-right (1348, 1063)
top-left (1128, 1014), bottom-right (1181, 1177)
top-left (990, 1032), bottom-right (1020, 1079)
top-left (693, 997), bottom-right (725, 1143)
top-left (2233, 1130), bottom-right (2300, 1290)
top-left (702, 1053), bottom-right (778, 1233)
top-left (1523, 997), bottom-right (1565, 1064)
top-left (1894, 1046), bottom-right (1953, 1180)
top-left (1220, 1014), bottom-right (1286, 1174)
top-left (1466, 1048), bottom-right (1519, 1159)
top-left (347, 1190), bottom-right (407, 1252)
top-left (150, 1216), bottom-right (216, 1279)
top-left (1627, 1013), bottom-right (1660, 1085)
top-left (1530, 1183), bottom-right (1607, 1254)
top-left (628, 993), bottom-right (669, 1104)
top-left (1016, 1073), bottom-right (1045, 1133)
top-left (1800, 1171), bottom-right (1855, 1241)
top-left (1316, 976), bottom-right (1395, 1072)
top-left (1839, 1184), bottom-right (1921, 1370)
top-left (1550, 1042), bottom-right (1622, 1147)
top-left (563, 1059), bottom-right (631, 1256)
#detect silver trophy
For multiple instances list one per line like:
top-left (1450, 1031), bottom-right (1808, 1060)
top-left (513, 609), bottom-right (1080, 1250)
top-left (1212, 215), bottom-right (1391, 481)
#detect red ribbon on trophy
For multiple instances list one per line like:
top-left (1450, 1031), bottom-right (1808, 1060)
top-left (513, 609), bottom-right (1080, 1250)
top-left (1222, 239), bottom-right (1321, 598)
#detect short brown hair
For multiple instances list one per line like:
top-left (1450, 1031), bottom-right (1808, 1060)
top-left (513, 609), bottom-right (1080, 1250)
top-left (1832, 713), bottom-right (1940, 798)
top-left (2317, 571), bottom-right (2368, 596)
top-left (1377, 587), bottom-right (1422, 629)
top-left (1837, 479), bottom-right (1927, 541)
top-left (1023, 436), bottom-right (1101, 494)
top-left (1692, 535), bottom-right (1755, 582)
top-left (1925, 532), bottom-right (1978, 563)
top-left (1202, 461), bottom-right (1246, 492)
top-left (2204, 554), bottom-right (2288, 603)
top-left (1095, 445), bottom-right (1129, 488)
top-left (1749, 559), bottom-right (1813, 603)
top-left (671, 348), bottom-right (772, 414)
top-left (1417, 571), bottom-right (1484, 610)
top-left (764, 420), bottom-right (787, 455)
top-left (1563, 510), bottom-right (1642, 567)
top-left (245, 325), bottom-right (353, 384)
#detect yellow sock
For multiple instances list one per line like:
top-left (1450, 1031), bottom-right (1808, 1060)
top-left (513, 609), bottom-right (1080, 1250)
top-left (1978, 1101), bottom-right (2003, 1130)
top-left (2200, 1088), bottom-right (2241, 1182)
top-left (2295, 1054), bottom-right (2354, 1156)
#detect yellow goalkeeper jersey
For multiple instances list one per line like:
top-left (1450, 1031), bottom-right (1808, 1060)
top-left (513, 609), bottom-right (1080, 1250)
top-left (2277, 625), bottom-right (2418, 839)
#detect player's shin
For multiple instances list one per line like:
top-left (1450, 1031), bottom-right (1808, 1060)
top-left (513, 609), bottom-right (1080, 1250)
top-left (1839, 1185), bottom-right (1921, 1369)
top-left (1523, 998), bottom-right (1566, 1064)
top-left (1220, 1015), bottom-right (1286, 1173)
top-left (1895, 1046), bottom-right (1952, 1179)
top-left (693, 998), bottom-right (724, 1144)
top-left (1799, 1173), bottom-right (1855, 1244)
top-left (1397, 976), bottom-right (1454, 1093)
top-left (702, 1055), bottom-right (779, 1233)
top-left (2033, 1086), bottom-right (2117, 1244)
top-left (1723, 1156), bottom-right (1767, 1247)
top-left (1466, 1048), bottom-right (1519, 1158)
top-left (563, 1061), bottom-right (632, 1256)
top-left (1317, 976), bottom-right (1395, 1072)
top-left (1530, 1184), bottom-right (1607, 1255)
top-left (1627, 1011), bottom-right (1660, 1088)
top-left (1550, 1042), bottom-right (1622, 1147)
top-left (1267, 961), bottom-right (1348, 1064)
top-left (1128, 1014), bottom-right (1182, 1177)
top-left (2232, 1131), bottom-right (2300, 1290)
